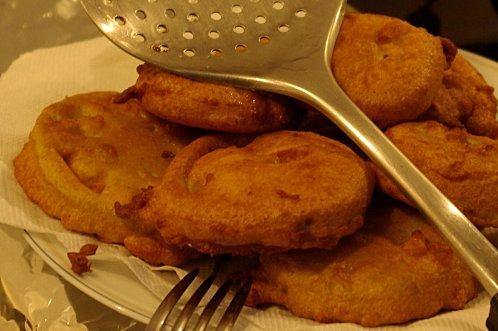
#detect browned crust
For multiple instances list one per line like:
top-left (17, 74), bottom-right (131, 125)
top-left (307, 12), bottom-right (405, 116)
top-left (14, 141), bottom-right (133, 243)
top-left (131, 64), bottom-right (295, 133)
top-left (124, 232), bottom-right (201, 266)
top-left (247, 202), bottom-right (478, 327)
top-left (373, 121), bottom-right (498, 227)
top-left (13, 92), bottom-right (202, 266)
top-left (332, 13), bottom-right (447, 128)
top-left (129, 131), bottom-right (375, 255)
top-left (420, 54), bottom-right (498, 138)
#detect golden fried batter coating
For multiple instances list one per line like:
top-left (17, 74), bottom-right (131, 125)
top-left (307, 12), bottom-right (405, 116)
top-left (124, 233), bottom-right (200, 266)
top-left (14, 92), bottom-right (200, 265)
top-left (128, 63), bottom-right (294, 133)
top-left (420, 54), bottom-right (498, 138)
top-left (374, 121), bottom-right (498, 227)
top-left (332, 13), bottom-right (448, 128)
top-left (126, 131), bottom-right (375, 255)
top-left (247, 201), bottom-right (477, 327)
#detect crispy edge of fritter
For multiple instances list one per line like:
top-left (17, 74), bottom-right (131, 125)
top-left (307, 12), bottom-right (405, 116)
top-left (421, 54), bottom-right (498, 138)
top-left (246, 202), bottom-right (478, 327)
top-left (133, 131), bottom-right (374, 256)
top-left (13, 93), bottom-right (201, 266)
top-left (122, 63), bottom-right (296, 133)
top-left (124, 232), bottom-right (202, 266)
top-left (373, 121), bottom-right (498, 227)
top-left (14, 140), bottom-right (134, 243)
top-left (332, 13), bottom-right (449, 128)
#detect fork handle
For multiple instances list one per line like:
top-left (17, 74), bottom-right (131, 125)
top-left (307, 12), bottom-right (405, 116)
top-left (275, 67), bottom-right (498, 296)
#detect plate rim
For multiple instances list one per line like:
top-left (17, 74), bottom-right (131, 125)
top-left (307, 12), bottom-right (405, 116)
top-left (23, 230), bottom-right (151, 325)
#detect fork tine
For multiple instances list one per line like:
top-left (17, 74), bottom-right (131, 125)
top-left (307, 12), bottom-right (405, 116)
top-left (216, 278), bottom-right (253, 331)
top-left (193, 279), bottom-right (234, 331)
top-left (172, 271), bottom-right (219, 331)
top-left (145, 268), bottom-right (199, 331)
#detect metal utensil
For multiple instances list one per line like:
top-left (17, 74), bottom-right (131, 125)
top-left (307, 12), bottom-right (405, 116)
top-left (80, 0), bottom-right (498, 326)
top-left (146, 257), bottom-right (252, 331)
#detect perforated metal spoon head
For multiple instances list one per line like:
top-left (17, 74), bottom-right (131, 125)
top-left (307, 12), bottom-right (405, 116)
top-left (80, 0), bottom-right (345, 92)
top-left (81, 0), bottom-right (498, 304)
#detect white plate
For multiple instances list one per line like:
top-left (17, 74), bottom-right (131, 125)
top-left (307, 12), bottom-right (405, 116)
top-left (24, 231), bottom-right (156, 324)
top-left (23, 50), bottom-right (498, 327)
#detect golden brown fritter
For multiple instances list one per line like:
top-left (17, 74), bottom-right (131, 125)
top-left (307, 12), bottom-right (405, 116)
top-left (125, 63), bottom-right (294, 133)
top-left (332, 13), bottom-right (448, 128)
top-left (373, 121), bottom-right (498, 227)
top-left (14, 92), bottom-right (200, 265)
top-left (420, 54), bottom-right (498, 138)
top-left (124, 233), bottom-right (200, 266)
top-left (125, 131), bottom-right (375, 256)
top-left (247, 200), bottom-right (477, 327)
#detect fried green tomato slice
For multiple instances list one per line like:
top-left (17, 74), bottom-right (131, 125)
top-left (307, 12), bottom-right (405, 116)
top-left (247, 200), bottom-right (477, 327)
top-left (124, 131), bottom-right (374, 255)
top-left (124, 63), bottom-right (295, 133)
top-left (374, 121), bottom-right (498, 227)
top-left (14, 92), bottom-right (200, 265)
top-left (420, 54), bottom-right (498, 138)
top-left (332, 13), bottom-right (448, 128)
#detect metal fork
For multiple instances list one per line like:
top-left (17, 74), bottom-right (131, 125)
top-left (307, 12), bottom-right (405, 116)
top-left (146, 261), bottom-right (252, 331)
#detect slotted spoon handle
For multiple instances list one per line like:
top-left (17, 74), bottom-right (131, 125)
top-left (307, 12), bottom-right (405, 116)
top-left (276, 62), bottom-right (498, 297)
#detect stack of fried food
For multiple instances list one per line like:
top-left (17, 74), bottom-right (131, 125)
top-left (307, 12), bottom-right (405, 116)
top-left (13, 12), bottom-right (498, 327)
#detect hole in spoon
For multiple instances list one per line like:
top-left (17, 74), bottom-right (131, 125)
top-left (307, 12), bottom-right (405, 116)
top-left (235, 44), bottom-right (247, 52)
top-left (187, 13), bottom-right (199, 22)
top-left (210, 49), bottom-right (223, 57)
top-left (133, 33), bottom-right (146, 42)
top-left (259, 36), bottom-right (270, 44)
top-left (232, 5), bottom-right (242, 13)
top-left (211, 12), bottom-right (222, 21)
top-left (156, 24), bottom-right (168, 33)
top-left (114, 16), bottom-right (125, 25)
top-left (295, 9), bottom-right (307, 18)
top-left (278, 24), bottom-right (289, 32)
top-left (233, 25), bottom-right (245, 34)
top-left (255, 15), bottom-right (266, 24)
top-left (152, 44), bottom-right (169, 52)
top-left (183, 49), bottom-right (195, 57)
top-left (208, 30), bottom-right (220, 39)
top-left (165, 9), bottom-right (176, 18)
top-left (183, 31), bottom-right (194, 39)
top-left (135, 10), bottom-right (146, 20)
top-left (273, 1), bottom-right (284, 10)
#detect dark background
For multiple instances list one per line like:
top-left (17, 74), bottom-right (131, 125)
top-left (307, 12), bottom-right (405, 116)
top-left (350, 0), bottom-right (498, 61)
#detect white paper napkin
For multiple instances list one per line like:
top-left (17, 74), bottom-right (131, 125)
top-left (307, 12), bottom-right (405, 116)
top-left (0, 37), bottom-right (494, 330)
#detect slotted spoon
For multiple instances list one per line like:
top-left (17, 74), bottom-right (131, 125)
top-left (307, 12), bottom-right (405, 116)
top-left (80, 0), bottom-right (498, 328)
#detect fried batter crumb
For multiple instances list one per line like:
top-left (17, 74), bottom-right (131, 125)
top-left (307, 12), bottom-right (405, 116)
top-left (79, 243), bottom-right (98, 256)
top-left (114, 186), bottom-right (154, 219)
top-left (276, 189), bottom-right (300, 200)
top-left (67, 244), bottom-right (98, 275)
top-left (161, 151), bottom-right (176, 159)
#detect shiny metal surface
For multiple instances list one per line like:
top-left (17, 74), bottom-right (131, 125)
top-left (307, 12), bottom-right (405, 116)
top-left (146, 263), bottom-right (250, 331)
top-left (146, 268), bottom-right (200, 331)
top-left (81, 0), bottom-right (498, 297)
